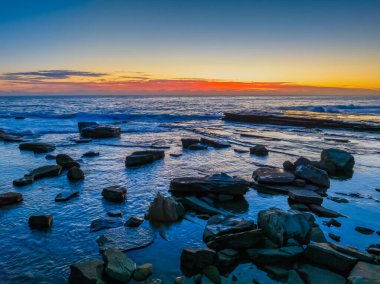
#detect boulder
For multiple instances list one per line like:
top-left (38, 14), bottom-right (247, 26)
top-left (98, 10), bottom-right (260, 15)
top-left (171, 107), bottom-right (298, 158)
top-left (247, 245), bottom-right (304, 265)
top-left (82, 151), bottom-right (99, 157)
top-left (102, 186), bottom-right (127, 202)
top-left (304, 243), bottom-right (357, 275)
top-left (321, 148), bottom-right (355, 176)
top-left (55, 190), bottom-right (79, 202)
top-left (257, 208), bottom-right (312, 246)
top-left (125, 216), bottom-right (144, 227)
top-left (90, 218), bottom-right (124, 232)
top-left (28, 215), bottom-right (53, 229)
top-left (348, 261), bottom-right (380, 284)
top-left (68, 259), bottom-right (104, 284)
top-left (29, 165), bottom-right (62, 180)
top-left (180, 248), bottom-right (216, 275)
top-left (102, 248), bottom-right (136, 283)
top-left (250, 145), bottom-right (268, 156)
top-left (170, 173), bottom-right (249, 196)
top-left (253, 168), bottom-right (295, 184)
top-left (56, 154), bottom-right (80, 169)
top-left (133, 263), bottom-right (153, 281)
top-left (188, 143), bottom-right (208, 150)
top-left (125, 150), bottom-right (164, 167)
top-left (19, 142), bottom-right (55, 153)
top-left (308, 204), bottom-right (344, 218)
top-left (78, 122), bottom-right (99, 131)
top-left (0, 192), bottom-right (23, 206)
top-left (295, 164), bottom-right (330, 188)
top-left (295, 264), bottom-right (346, 284)
top-left (181, 138), bottom-right (201, 148)
top-left (147, 192), bottom-right (184, 222)
top-left (67, 166), bottom-right (84, 181)
top-left (13, 175), bottom-right (34, 187)
top-left (288, 189), bottom-right (323, 205)
top-left (81, 125), bottom-right (121, 139)
top-left (200, 138), bottom-right (231, 148)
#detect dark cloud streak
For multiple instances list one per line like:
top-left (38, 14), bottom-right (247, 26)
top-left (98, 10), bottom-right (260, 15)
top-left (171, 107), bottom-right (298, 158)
top-left (2, 70), bottom-right (107, 81)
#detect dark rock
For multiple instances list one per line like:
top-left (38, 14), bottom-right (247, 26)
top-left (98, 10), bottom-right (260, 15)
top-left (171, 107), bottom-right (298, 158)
top-left (216, 249), bottom-right (240, 270)
top-left (150, 140), bottom-right (170, 149)
top-left (45, 154), bottom-right (56, 160)
top-left (200, 138), bottom-right (231, 148)
top-left (290, 203), bottom-right (310, 212)
top-left (323, 218), bottom-right (341, 227)
top-left (348, 261), bottom-right (380, 284)
top-left (175, 276), bottom-right (186, 284)
top-left (321, 148), bottom-right (355, 176)
top-left (329, 233), bottom-right (341, 242)
top-left (181, 138), bottom-right (200, 148)
top-left (28, 215), bottom-right (53, 229)
top-left (294, 157), bottom-right (312, 168)
top-left (295, 164), bottom-right (330, 188)
top-left (327, 196), bottom-right (349, 203)
top-left (90, 218), bottom-right (123, 232)
top-left (296, 263), bottom-right (346, 284)
top-left (188, 143), bottom-right (208, 150)
top-left (312, 160), bottom-right (337, 176)
top-left (170, 153), bottom-right (182, 157)
top-left (304, 242), bottom-right (357, 275)
top-left (74, 138), bottom-right (92, 144)
top-left (81, 125), bottom-right (121, 139)
top-left (252, 180), bottom-right (319, 195)
top-left (13, 175), bottom-right (34, 187)
top-left (293, 179), bottom-right (306, 187)
top-left (170, 173), bottom-right (249, 196)
top-left (82, 151), bottom-right (99, 157)
top-left (102, 248), bottom-right (136, 283)
top-left (355, 226), bottom-right (374, 235)
top-left (258, 208), bottom-right (312, 246)
top-left (67, 166), bottom-right (84, 181)
top-left (253, 168), bottom-right (295, 184)
top-left (56, 154), bottom-right (80, 169)
top-left (15, 116), bottom-right (25, 120)
top-left (125, 150), bottom-right (164, 167)
top-left (247, 245), bottom-right (304, 265)
top-left (180, 248), bottom-right (216, 275)
top-left (309, 204), bottom-right (344, 218)
top-left (180, 196), bottom-right (226, 216)
top-left (288, 189), bottom-right (323, 205)
top-left (29, 165), bottom-right (62, 180)
top-left (283, 160), bottom-right (296, 172)
top-left (133, 263), bottom-right (153, 281)
top-left (0, 134), bottom-right (24, 142)
top-left (234, 148), bottom-right (249, 153)
top-left (55, 190), bottom-right (79, 202)
top-left (147, 192), bottom-right (184, 222)
top-left (78, 122), bottom-right (99, 131)
top-left (329, 243), bottom-right (375, 263)
top-left (125, 216), bottom-right (143, 227)
top-left (68, 259), bottom-right (104, 284)
top-left (102, 186), bottom-right (127, 202)
top-left (97, 226), bottom-right (155, 252)
top-left (310, 226), bottom-right (327, 243)
top-left (203, 265), bottom-right (221, 284)
top-left (286, 270), bottom-right (304, 284)
top-left (0, 192), bottom-right (23, 206)
top-left (19, 142), bottom-right (55, 153)
top-left (107, 210), bottom-right (122, 217)
top-left (207, 229), bottom-right (264, 251)
top-left (366, 244), bottom-right (380, 256)
top-left (250, 145), bottom-right (268, 156)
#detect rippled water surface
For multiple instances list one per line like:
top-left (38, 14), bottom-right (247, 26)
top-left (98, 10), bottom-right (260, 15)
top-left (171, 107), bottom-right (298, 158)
top-left (0, 95), bottom-right (379, 283)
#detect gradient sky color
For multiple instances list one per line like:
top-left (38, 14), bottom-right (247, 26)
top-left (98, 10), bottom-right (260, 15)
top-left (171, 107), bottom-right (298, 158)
top-left (1, 0), bottom-right (379, 95)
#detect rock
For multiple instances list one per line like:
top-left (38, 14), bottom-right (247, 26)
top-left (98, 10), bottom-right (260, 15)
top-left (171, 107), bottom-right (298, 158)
top-left (13, 175), bottom-right (34, 187)
top-left (55, 190), bottom-right (79, 202)
top-left (253, 168), bottom-right (295, 184)
top-left (175, 276), bottom-right (186, 284)
top-left (283, 161), bottom-right (296, 172)
top-left (216, 249), bottom-right (240, 269)
top-left (170, 153), bottom-right (182, 157)
top-left (181, 138), bottom-right (200, 148)
top-left (56, 154), bottom-right (80, 169)
top-left (68, 259), bottom-right (104, 284)
top-left (74, 138), bottom-right (92, 143)
top-left (147, 193), bottom-right (184, 222)
top-left (288, 189), bottom-right (323, 205)
top-left (203, 265), bottom-right (221, 284)
top-left (188, 143), bottom-right (208, 150)
top-left (45, 154), bottom-right (57, 160)
top-left (234, 148), bottom-right (249, 153)
top-left (67, 166), bottom-right (84, 181)
top-left (19, 142), bottom-right (55, 153)
top-left (310, 226), bottom-right (327, 243)
top-left (81, 125), bottom-right (121, 139)
top-left (295, 164), bottom-right (330, 188)
top-left (329, 233), bottom-right (341, 242)
top-left (312, 160), bottom-right (337, 176)
top-left (250, 145), bottom-right (268, 156)
top-left (290, 203), bottom-right (310, 212)
top-left (200, 138), bottom-right (231, 148)
top-left (207, 229), bottom-right (264, 251)
top-left (327, 196), bottom-right (349, 203)
top-left (102, 248), bottom-right (136, 283)
top-left (355, 226), bottom-right (374, 235)
top-left (348, 261), bottom-right (380, 284)
top-left (0, 192), bottom-right (23, 206)
top-left (29, 165), bottom-right (62, 180)
top-left (309, 204), bottom-right (344, 218)
top-left (133, 263), bottom-right (153, 281)
top-left (125, 216), bottom-right (143, 227)
top-left (294, 157), bottom-right (312, 168)
top-left (296, 263), bottom-right (346, 284)
top-left (366, 244), bottom-right (380, 256)
top-left (304, 242), bottom-right (357, 275)
top-left (329, 243), bottom-right (375, 263)
top-left (286, 270), bottom-right (304, 284)
top-left (252, 180), bottom-right (319, 195)
top-left (28, 215), bottom-right (53, 229)
top-left (15, 116), bottom-right (25, 119)
top-left (321, 148), bottom-right (355, 176)
top-left (258, 208), bottom-right (312, 246)
top-left (97, 226), bottom-right (155, 252)
top-left (180, 248), bottom-right (216, 275)
top-left (107, 210), bottom-right (122, 217)
top-left (324, 218), bottom-right (341, 227)
top-left (78, 122), bottom-right (99, 131)
top-left (82, 151), bottom-right (99, 157)
top-left (170, 173), bottom-right (249, 196)
top-left (90, 218), bottom-right (123, 232)
top-left (180, 196), bottom-right (226, 216)
top-left (294, 179), bottom-right (306, 187)
top-left (247, 245), bottom-right (304, 265)
top-left (125, 150), bottom-right (164, 167)
top-left (102, 186), bottom-right (127, 202)
top-left (0, 133), bottom-right (24, 142)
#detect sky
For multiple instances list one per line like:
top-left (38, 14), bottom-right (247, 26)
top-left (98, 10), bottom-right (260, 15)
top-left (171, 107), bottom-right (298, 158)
top-left (0, 0), bottom-right (379, 95)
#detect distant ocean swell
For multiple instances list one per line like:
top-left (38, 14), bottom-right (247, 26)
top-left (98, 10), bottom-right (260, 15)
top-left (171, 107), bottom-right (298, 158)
top-left (275, 104), bottom-right (380, 115)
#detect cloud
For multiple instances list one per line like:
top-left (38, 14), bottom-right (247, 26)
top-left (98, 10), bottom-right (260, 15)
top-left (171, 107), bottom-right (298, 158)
top-left (2, 70), bottom-right (107, 81)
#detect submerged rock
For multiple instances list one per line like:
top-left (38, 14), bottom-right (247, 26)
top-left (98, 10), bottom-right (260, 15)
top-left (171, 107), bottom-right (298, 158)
top-left (253, 168), bottom-right (295, 184)
top-left (125, 150), bottom-right (164, 167)
top-left (67, 166), bottom-right (84, 181)
top-left (188, 143), bottom-right (208, 150)
top-left (28, 215), bottom-right (53, 229)
top-left (180, 196), bottom-right (226, 215)
top-left (90, 218), bottom-right (123, 232)
top-left (68, 259), bottom-right (104, 284)
top-left (295, 164), bottom-right (330, 188)
top-left (181, 138), bottom-right (201, 149)
top-left (321, 148), bottom-right (355, 176)
top-left (102, 186), bottom-right (127, 202)
top-left (55, 190), bottom-right (79, 202)
top-left (19, 142), bottom-right (55, 153)
top-left (107, 210), bottom-right (123, 217)
top-left (82, 151), bottom-right (99, 157)
top-left (0, 192), bottom-right (23, 206)
top-left (56, 154), bottom-right (80, 169)
top-left (147, 192), bottom-right (184, 222)
top-left (29, 165), bottom-right (62, 180)
top-left (133, 263), bottom-right (153, 281)
top-left (102, 248), bottom-right (136, 283)
top-left (13, 175), bottom-right (34, 187)
top-left (125, 216), bottom-right (144, 227)
top-left (250, 145), bottom-right (268, 156)
top-left (80, 125), bottom-right (121, 139)
top-left (200, 138), bottom-right (231, 148)
top-left (181, 248), bottom-right (216, 275)
top-left (78, 122), bottom-right (99, 131)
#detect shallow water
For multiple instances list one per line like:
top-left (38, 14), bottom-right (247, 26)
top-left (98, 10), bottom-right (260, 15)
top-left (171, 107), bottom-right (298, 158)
top-left (0, 95), bottom-right (379, 283)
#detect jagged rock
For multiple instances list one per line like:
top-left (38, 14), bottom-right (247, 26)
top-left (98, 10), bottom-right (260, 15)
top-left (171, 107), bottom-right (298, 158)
top-left (78, 122), bottom-right (99, 131)
top-left (19, 142), bottom-right (55, 153)
top-left (170, 173), bottom-right (249, 196)
top-left (68, 259), bottom-right (104, 284)
top-left (29, 165), bottom-right (62, 180)
top-left (247, 245), bottom-right (304, 265)
top-left (180, 248), bottom-right (216, 275)
top-left (188, 143), bottom-right (208, 150)
top-left (0, 192), bottom-right (23, 206)
top-left (348, 261), bottom-right (380, 284)
top-left (250, 145), bottom-right (268, 156)
top-left (90, 218), bottom-right (123, 232)
top-left (13, 175), bottom-right (34, 187)
top-left (309, 204), bottom-right (344, 218)
top-left (82, 151), bottom-right (99, 157)
top-left (133, 263), bottom-right (153, 281)
top-left (147, 193), bottom-right (184, 222)
top-left (67, 166), bottom-right (84, 181)
top-left (107, 210), bottom-right (122, 217)
top-left (295, 264), bottom-right (346, 284)
top-left (355, 226), bottom-right (374, 235)
top-left (181, 138), bottom-right (200, 148)
top-left (180, 196), bottom-right (226, 215)
top-left (304, 242), bottom-right (357, 275)
top-left (102, 186), bottom-right (127, 202)
top-left (257, 207), bottom-right (312, 246)
top-left (321, 148), bottom-right (355, 176)
top-left (295, 164), bottom-right (330, 188)
top-left (203, 265), bottom-right (221, 284)
top-left (200, 138), bottom-right (231, 148)
top-left (125, 150), bottom-right (164, 167)
top-left (56, 154), bottom-right (80, 169)
top-left (288, 189), bottom-right (323, 205)
top-left (55, 190), bottom-right (79, 202)
top-left (125, 216), bottom-right (143, 227)
top-left (28, 215), bottom-right (53, 229)
top-left (253, 168), bottom-right (295, 184)
top-left (81, 125), bottom-right (121, 139)
top-left (102, 248), bottom-right (136, 283)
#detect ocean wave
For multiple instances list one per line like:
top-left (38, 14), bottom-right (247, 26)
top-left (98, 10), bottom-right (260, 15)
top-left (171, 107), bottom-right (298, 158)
top-left (276, 104), bottom-right (380, 115)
